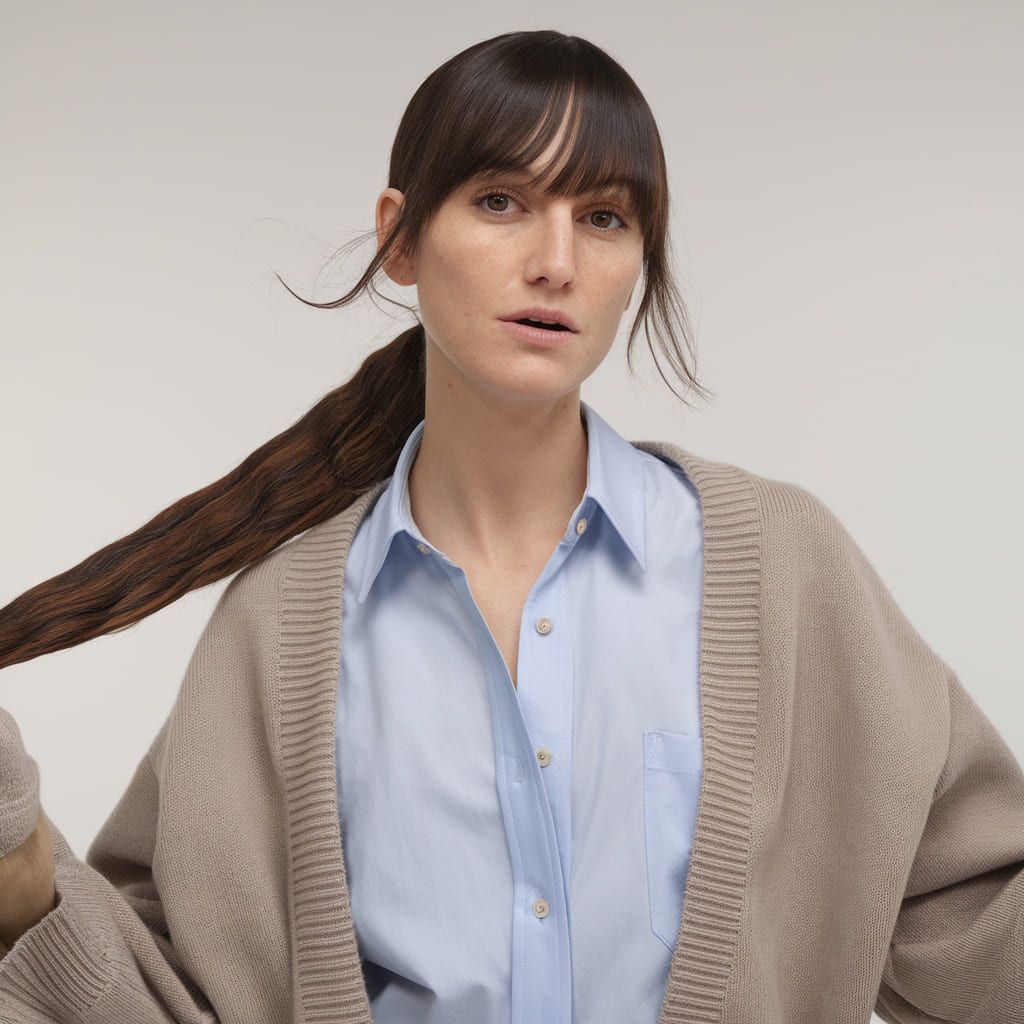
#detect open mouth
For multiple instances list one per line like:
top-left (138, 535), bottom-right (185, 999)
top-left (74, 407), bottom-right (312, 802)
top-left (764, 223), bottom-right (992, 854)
top-left (516, 318), bottom-right (571, 332)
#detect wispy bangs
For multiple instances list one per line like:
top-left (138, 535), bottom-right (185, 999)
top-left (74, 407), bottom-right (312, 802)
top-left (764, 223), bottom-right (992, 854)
top-left (391, 33), bottom-right (666, 238)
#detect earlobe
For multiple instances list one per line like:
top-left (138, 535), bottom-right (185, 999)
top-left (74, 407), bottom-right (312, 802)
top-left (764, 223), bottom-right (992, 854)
top-left (375, 187), bottom-right (416, 286)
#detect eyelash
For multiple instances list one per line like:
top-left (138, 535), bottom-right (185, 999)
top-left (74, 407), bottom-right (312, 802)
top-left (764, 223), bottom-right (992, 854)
top-left (471, 188), bottom-right (629, 231)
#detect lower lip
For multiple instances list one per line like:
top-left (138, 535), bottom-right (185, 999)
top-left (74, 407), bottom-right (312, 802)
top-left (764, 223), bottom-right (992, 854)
top-left (499, 319), bottom-right (578, 348)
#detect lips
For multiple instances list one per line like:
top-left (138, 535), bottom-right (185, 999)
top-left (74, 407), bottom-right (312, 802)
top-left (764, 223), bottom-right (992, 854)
top-left (500, 307), bottom-right (579, 333)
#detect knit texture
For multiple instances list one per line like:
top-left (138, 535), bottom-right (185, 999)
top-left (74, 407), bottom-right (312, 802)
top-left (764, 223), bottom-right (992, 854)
top-left (1, 449), bottom-right (1021, 1023)
top-left (0, 710), bottom-right (39, 857)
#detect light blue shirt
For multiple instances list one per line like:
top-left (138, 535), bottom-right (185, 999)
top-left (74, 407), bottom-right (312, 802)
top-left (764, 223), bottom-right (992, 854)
top-left (336, 405), bottom-right (703, 1023)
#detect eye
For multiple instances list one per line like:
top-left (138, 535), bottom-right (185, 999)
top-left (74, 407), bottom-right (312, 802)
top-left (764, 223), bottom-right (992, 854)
top-left (476, 191), bottom-right (521, 215)
top-left (588, 209), bottom-right (625, 230)
top-left (484, 194), bottom-right (510, 212)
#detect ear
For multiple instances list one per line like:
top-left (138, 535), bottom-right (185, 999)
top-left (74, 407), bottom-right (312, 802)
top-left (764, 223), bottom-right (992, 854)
top-left (375, 188), bottom-right (416, 286)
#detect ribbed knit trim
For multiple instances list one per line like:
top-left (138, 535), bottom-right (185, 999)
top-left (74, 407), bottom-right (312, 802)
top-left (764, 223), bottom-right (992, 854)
top-left (641, 446), bottom-right (761, 1024)
top-left (275, 449), bottom-right (762, 1023)
top-left (0, 869), bottom-right (112, 1016)
top-left (277, 486), bottom-right (384, 1024)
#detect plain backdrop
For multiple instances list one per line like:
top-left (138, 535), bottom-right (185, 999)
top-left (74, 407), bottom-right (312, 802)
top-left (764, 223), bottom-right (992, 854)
top-left (2, 3), bottom-right (1021, 1016)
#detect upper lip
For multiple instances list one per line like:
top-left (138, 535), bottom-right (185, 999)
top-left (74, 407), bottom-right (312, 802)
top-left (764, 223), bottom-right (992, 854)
top-left (500, 307), bottom-right (579, 332)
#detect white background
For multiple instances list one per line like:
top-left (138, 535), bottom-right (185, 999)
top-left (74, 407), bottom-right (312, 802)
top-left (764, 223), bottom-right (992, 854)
top-left (2, 3), bottom-right (1021, 1016)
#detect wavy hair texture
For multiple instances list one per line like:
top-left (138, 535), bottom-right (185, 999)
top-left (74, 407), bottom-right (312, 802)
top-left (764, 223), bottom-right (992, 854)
top-left (0, 31), bottom-right (700, 672)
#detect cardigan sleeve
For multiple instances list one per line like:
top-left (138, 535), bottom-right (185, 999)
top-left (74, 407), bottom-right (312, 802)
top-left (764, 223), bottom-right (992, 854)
top-left (0, 712), bottom-right (217, 1023)
top-left (2, 518), bottom-right (359, 1024)
top-left (744, 471), bottom-right (1023, 1023)
top-left (875, 672), bottom-right (1024, 1022)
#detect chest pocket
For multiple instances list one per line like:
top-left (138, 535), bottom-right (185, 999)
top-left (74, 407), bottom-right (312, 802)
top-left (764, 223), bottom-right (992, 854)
top-left (643, 729), bottom-right (703, 951)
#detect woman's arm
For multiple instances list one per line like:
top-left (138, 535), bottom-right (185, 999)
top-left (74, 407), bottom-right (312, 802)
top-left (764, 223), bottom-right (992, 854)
top-left (0, 710), bottom-right (56, 959)
top-left (0, 814), bottom-right (56, 959)
top-left (875, 674), bottom-right (1024, 1023)
top-left (0, 708), bottom-right (216, 1023)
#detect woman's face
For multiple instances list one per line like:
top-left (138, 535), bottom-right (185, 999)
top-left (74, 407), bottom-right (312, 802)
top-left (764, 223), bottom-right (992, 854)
top-left (382, 158), bottom-right (645, 411)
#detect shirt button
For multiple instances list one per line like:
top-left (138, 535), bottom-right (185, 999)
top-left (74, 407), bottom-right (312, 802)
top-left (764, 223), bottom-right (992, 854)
top-left (532, 898), bottom-right (550, 919)
top-left (416, 543), bottom-right (430, 554)
top-left (575, 517), bottom-right (587, 535)
top-left (536, 747), bottom-right (552, 767)
top-left (535, 616), bottom-right (552, 635)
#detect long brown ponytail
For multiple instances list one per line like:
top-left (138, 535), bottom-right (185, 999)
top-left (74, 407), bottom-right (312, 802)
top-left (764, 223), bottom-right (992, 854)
top-left (0, 327), bottom-right (424, 671)
top-left (1, 31), bottom-right (702, 672)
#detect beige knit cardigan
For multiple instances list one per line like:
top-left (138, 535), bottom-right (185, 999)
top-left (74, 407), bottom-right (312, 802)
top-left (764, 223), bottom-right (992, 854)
top-left (1, 447), bottom-right (1022, 1023)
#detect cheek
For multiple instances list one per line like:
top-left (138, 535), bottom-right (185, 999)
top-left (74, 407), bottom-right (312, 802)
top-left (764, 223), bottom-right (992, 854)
top-left (597, 254), bottom-right (643, 317)
top-left (418, 233), bottom-right (497, 306)
top-left (415, 244), bottom-right (494, 350)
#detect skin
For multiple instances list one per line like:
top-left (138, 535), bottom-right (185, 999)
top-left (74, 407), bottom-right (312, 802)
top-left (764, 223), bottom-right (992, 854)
top-left (0, 813), bottom-right (56, 959)
top-left (376, 155), bottom-right (644, 682)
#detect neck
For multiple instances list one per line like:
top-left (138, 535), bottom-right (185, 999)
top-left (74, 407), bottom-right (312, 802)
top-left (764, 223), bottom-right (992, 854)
top-left (409, 379), bottom-right (588, 568)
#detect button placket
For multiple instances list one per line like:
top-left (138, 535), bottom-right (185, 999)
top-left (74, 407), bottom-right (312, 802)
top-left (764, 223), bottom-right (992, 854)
top-left (502, 556), bottom-right (572, 1021)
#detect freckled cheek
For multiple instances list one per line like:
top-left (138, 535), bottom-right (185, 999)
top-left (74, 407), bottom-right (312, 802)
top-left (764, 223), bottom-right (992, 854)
top-left (427, 233), bottom-right (492, 281)
top-left (417, 254), bottom-right (498, 352)
top-left (596, 262), bottom-right (643, 320)
top-left (452, 256), bottom-right (512, 317)
top-left (585, 243), bottom-right (641, 285)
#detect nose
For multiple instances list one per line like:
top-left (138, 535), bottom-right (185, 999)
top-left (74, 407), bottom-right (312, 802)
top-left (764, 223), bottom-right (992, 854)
top-left (524, 207), bottom-right (576, 289)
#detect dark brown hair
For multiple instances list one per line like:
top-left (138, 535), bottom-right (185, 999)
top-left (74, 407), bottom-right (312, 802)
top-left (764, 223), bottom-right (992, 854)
top-left (0, 31), bottom-right (698, 671)
top-left (327, 30), bottom-right (697, 393)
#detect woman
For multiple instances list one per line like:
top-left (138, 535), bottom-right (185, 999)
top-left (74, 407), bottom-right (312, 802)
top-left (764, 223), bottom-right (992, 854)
top-left (1, 30), bottom-right (1022, 1024)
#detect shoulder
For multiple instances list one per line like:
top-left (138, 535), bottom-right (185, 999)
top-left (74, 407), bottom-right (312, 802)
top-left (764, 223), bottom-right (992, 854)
top-left (635, 441), bottom-right (853, 561)
top-left (635, 441), bottom-right (923, 635)
top-left (194, 483), bottom-right (386, 655)
top-left (641, 444), bottom-right (953, 747)
top-left (160, 483), bottom-right (386, 743)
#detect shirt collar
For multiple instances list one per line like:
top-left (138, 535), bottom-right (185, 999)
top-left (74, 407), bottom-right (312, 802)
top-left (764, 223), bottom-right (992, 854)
top-left (578, 403), bottom-right (647, 569)
top-left (355, 403), bottom-right (647, 604)
top-left (354, 420), bottom-right (427, 603)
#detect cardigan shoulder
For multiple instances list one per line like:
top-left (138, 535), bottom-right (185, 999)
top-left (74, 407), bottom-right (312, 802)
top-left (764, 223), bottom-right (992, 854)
top-left (155, 482), bottom-right (388, 775)
top-left (640, 441), bottom-right (844, 533)
top-left (208, 482), bottom-right (387, 636)
top-left (641, 440), bottom-right (953, 734)
top-left (640, 441), bottom-right (903, 597)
